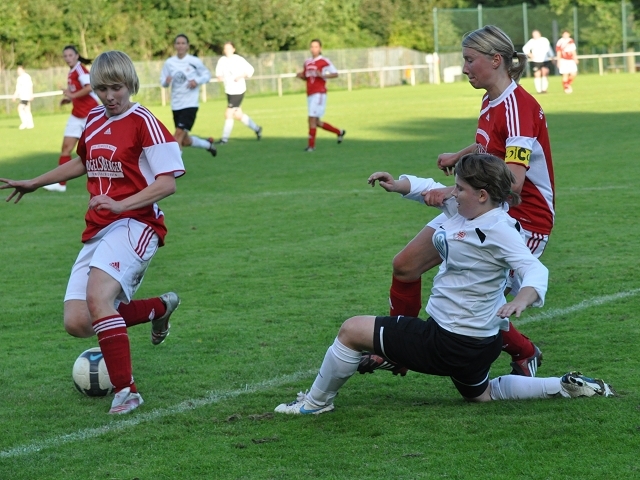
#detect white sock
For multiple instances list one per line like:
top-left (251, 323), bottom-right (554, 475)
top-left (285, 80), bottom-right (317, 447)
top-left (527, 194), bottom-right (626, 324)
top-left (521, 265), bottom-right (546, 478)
top-left (541, 77), bottom-right (549, 92)
top-left (241, 114), bottom-right (259, 132)
top-left (308, 338), bottom-right (361, 407)
top-left (534, 77), bottom-right (543, 93)
top-left (189, 135), bottom-right (211, 149)
top-left (221, 119), bottom-right (234, 141)
top-left (490, 376), bottom-right (568, 400)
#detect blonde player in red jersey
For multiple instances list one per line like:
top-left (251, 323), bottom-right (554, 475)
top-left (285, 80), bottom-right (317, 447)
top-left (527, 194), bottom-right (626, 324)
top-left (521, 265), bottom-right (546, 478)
top-left (45, 46), bottom-right (100, 193)
top-left (1, 51), bottom-right (185, 415)
top-left (556, 30), bottom-right (578, 93)
top-left (362, 25), bottom-right (555, 379)
top-left (297, 39), bottom-right (345, 152)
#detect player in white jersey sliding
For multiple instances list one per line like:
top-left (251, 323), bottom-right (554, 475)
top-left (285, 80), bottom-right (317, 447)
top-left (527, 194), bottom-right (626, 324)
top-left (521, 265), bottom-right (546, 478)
top-left (1, 51), bottom-right (185, 415)
top-left (522, 30), bottom-right (554, 93)
top-left (371, 25), bottom-right (555, 380)
top-left (556, 30), bottom-right (578, 93)
top-left (161, 34), bottom-right (217, 156)
top-left (275, 154), bottom-right (614, 415)
top-left (215, 41), bottom-right (262, 144)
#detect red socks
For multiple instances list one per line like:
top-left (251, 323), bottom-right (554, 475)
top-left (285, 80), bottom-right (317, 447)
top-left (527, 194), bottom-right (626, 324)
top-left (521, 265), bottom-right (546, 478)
top-left (117, 297), bottom-right (166, 327)
top-left (58, 155), bottom-right (71, 185)
top-left (501, 322), bottom-right (535, 359)
top-left (308, 128), bottom-right (316, 148)
top-left (93, 315), bottom-right (136, 393)
top-left (320, 122), bottom-right (340, 135)
top-left (389, 276), bottom-right (422, 317)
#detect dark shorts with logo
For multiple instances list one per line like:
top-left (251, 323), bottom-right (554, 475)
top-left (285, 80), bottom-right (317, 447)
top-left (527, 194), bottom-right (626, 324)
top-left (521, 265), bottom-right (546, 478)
top-left (531, 61), bottom-right (551, 73)
top-left (226, 93), bottom-right (244, 108)
top-left (373, 316), bottom-right (502, 398)
top-left (172, 107), bottom-right (198, 131)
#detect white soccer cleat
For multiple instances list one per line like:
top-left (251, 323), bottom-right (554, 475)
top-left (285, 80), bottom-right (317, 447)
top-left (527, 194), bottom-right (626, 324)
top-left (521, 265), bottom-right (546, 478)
top-left (274, 391), bottom-right (334, 415)
top-left (151, 292), bottom-right (180, 345)
top-left (43, 183), bottom-right (66, 192)
top-left (109, 387), bottom-right (144, 414)
top-left (560, 372), bottom-right (615, 398)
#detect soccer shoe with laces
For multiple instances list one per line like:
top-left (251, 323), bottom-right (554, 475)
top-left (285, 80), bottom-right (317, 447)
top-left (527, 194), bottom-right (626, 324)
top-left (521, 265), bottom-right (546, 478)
top-left (151, 292), bottom-right (180, 345)
top-left (337, 130), bottom-right (346, 144)
top-left (109, 387), bottom-right (144, 414)
top-left (560, 372), bottom-right (615, 398)
top-left (256, 126), bottom-right (262, 140)
top-left (275, 391), bottom-right (334, 415)
top-left (510, 345), bottom-right (543, 376)
top-left (207, 137), bottom-right (217, 157)
top-left (357, 352), bottom-right (408, 376)
top-left (304, 147), bottom-right (315, 152)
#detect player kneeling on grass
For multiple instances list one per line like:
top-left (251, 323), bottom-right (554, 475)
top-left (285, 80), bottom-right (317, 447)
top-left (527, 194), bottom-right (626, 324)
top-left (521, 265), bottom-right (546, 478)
top-left (275, 154), bottom-right (614, 415)
top-left (1, 51), bottom-right (185, 415)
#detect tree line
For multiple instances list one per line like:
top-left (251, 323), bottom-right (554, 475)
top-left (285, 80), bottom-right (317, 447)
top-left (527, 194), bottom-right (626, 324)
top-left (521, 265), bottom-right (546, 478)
top-left (0, 0), bottom-right (636, 70)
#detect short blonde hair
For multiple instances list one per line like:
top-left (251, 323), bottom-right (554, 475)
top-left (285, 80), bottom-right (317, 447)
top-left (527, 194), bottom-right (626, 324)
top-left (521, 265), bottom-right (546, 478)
top-left (90, 50), bottom-right (140, 94)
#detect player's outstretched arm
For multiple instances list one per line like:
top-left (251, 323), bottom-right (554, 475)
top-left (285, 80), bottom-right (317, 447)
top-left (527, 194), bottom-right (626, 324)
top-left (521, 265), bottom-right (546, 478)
top-left (1, 157), bottom-right (86, 203)
top-left (89, 174), bottom-right (177, 214)
top-left (367, 172), bottom-right (411, 195)
top-left (437, 143), bottom-right (478, 176)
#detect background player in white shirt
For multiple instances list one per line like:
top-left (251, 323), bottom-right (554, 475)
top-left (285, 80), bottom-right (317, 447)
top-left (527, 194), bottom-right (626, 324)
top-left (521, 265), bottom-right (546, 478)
top-left (13, 65), bottom-right (34, 130)
top-left (1, 51), bottom-right (185, 415)
top-left (274, 154), bottom-right (614, 415)
top-left (215, 42), bottom-right (262, 144)
top-left (522, 30), bottom-right (554, 93)
top-left (556, 30), bottom-right (579, 93)
top-left (161, 34), bottom-right (217, 156)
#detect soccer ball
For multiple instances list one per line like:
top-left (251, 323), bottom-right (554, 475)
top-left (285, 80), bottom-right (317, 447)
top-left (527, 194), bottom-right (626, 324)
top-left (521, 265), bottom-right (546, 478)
top-left (72, 347), bottom-right (113, 397)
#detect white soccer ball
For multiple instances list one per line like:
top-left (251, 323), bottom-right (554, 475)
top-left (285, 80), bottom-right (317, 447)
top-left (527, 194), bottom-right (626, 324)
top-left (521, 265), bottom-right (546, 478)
top-left (72, 347), bottom-right (113, 397)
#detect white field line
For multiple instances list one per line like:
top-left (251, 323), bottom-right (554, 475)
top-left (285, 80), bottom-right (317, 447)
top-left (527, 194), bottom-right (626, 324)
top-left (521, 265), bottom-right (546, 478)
top-left (513, 288), bottom-right (640, 326)
top-left (0, 369), bottom-right (315, 459)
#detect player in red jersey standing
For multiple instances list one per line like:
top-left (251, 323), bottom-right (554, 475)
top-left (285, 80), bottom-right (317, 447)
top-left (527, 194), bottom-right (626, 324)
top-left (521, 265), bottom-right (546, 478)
top-left (361, 25), bottom-right (555, 378)
top-left (1, 51), bottom-right (185, 415)
top-left (556, 30), bottom-right (578, 93)
top-left (45, 46), bottom-right (100, 193)
top-left (297, 39), bottom-right (345, 152)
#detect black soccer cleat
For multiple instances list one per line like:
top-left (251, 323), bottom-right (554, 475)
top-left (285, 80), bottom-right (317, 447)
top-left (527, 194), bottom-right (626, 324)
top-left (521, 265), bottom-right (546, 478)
top-left (207, 137), bottom-right (217, 157)
top-left (337, 130), bottom-right (346, 144)
top-left (358, 352), bottom-right (408, 376)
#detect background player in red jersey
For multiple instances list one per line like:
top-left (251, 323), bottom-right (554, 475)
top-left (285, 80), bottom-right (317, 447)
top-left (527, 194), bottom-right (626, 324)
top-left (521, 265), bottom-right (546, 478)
top-left (44, 46), bottom-right (100, 193)
top-left (363, 25), bottom-right (555, 379)
top-left (556, 30), bottom-right (578, 94)
top-left (297, 39), bottom-right (345, 152)
top-left (1, 50), bottom-right (185, 415)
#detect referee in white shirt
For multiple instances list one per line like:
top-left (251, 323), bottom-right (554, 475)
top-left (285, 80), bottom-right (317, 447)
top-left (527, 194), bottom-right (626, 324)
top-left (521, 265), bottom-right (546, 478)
top-left (522, 30), bottom-right (554, 93)
top-left (215, 42), bottom-right (262, 144)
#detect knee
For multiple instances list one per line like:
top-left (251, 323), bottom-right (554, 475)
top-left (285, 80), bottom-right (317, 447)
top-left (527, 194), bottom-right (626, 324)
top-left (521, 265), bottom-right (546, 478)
top-left (337, 316), bottom-right (365, 344)
top-left (233, 111), bottom-right (243, 120)
top-left (392, 251), bottom-right (413, 278)
top-left (64, 313), bottom-right (94, 338)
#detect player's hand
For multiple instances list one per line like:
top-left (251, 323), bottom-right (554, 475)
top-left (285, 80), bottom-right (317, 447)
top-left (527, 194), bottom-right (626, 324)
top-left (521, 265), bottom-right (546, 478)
top-left (296, 72), bottom-right (306, 79)
top-left (496, 300), bottom-right (528, 319)
top-left (437, 153), bottom-right (459, 176)
top-left (368, 172), bottom-right (400, 192)
top-left (165, 75), bottom-right (173, 85)
top-left (88, 195), bottom-right (124, 214)
top-left (0, 178), bottom-right (37, 204)
top-left (422, 186), bottom-right (453, 207)
top-left (187, 79), bottom-right (198, 89)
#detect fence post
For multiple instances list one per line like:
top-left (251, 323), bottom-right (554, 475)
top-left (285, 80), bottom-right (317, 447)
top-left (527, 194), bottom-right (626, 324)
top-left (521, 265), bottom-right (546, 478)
top-left (433, 8), bottom-right (439, 54)
top-left (277, 76), bottom-right (283, 97)
top-left (347, 71), bottom-right (352, 91)
top-left (161, 87), bottom-right (166, 107)
top-left (478, 4), bottom-right (483, 29)
top-left (598, 56), bottom-right (604, 75)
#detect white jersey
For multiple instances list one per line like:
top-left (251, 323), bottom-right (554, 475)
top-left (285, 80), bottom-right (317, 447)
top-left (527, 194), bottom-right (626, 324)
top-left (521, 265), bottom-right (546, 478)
top-left (15, 72), bottom-right (34, 101)
top-left (399, 174), bottom-right (458, 218)
top-left (427, 207), bottom-right (548, 338)
top-left (160, 54), bottom-right (211, 110)
top-left (522, 37), bottom-right (554, 63)
top-left (215, 54), bottom-right (255, 95)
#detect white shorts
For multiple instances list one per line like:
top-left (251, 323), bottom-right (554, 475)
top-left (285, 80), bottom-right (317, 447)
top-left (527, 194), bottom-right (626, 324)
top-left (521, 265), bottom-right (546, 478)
top-left (307, 93), bottom-right (327, 118)
top-left (506, 228), bottom-right (549, 293)
top-left (558, 59), bottom-right (578, 75)
top-left (63, 114), bottom-right (88, 139)
top-left (65, 218), bottom-right (159, 304)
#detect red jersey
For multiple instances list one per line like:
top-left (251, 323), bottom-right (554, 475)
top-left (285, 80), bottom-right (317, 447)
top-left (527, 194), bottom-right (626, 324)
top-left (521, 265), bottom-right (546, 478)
top-left (556, 37), bottom-right (576, 60)
top-left (68, 62), bottom-right (99, 118)
top-left (475, 81), bottom-right (555, 235)
top-left (76, 104), bottom-right (185, 245)
top-left (302, 56), bottom-right (337, 96)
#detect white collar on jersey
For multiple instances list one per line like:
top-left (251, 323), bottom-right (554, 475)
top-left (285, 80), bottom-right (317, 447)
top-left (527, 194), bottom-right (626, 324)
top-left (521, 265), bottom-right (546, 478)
top-left (488, 80), bottom-right (518, 107)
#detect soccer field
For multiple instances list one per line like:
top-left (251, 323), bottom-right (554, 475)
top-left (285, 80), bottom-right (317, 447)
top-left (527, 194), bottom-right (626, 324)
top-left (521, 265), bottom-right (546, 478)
top-left (1, 74), bottom-right (639, 479)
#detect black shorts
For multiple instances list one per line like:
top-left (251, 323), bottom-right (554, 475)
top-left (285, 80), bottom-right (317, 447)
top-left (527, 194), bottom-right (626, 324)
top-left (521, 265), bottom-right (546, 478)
top-left (531, 61), bottom-right (551, 73)
top-left (226, 94), bottom-right (244, 109)
top-left (172, 107), bottom-right (198, 131)
top-left (373, 316), bottom-right (502, 398)
top-left (19, 100), bottom-right (29, 105)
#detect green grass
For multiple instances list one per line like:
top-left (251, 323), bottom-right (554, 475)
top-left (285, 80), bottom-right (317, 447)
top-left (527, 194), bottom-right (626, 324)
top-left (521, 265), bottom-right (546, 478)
top-left (1, 74), bottom-right (639, 479)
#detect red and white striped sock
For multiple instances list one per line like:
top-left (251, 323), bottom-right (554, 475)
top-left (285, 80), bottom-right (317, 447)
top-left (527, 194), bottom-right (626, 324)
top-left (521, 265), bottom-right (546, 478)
top-left (92, 314), bottom-right (136, 393)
